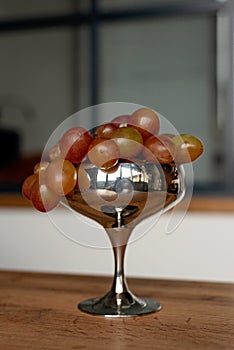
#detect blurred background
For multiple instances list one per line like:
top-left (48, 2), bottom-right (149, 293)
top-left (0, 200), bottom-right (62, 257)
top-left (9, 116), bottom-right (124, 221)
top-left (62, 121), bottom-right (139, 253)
top-left (0, 0), bottom-right (234, 282)
top-left (0, 0), bottom-right (233, 194)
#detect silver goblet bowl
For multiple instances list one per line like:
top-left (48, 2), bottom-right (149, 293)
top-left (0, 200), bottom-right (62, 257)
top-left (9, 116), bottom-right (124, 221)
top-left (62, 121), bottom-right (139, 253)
top-left (66, 160), bottom-right (185, 317)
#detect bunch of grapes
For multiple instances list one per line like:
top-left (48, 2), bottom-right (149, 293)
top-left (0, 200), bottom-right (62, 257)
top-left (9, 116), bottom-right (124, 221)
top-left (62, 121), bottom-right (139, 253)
top-left (22, 107), bottom-right (203, 212)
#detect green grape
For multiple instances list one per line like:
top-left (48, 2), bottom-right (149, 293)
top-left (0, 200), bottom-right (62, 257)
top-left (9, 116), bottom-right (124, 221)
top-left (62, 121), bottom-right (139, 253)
top-left (76, 165), bottom-right (91, 191)
top-left (173, 134), bottom-right (203, 163)
top-left (111, 126), bottom-right (143, 159)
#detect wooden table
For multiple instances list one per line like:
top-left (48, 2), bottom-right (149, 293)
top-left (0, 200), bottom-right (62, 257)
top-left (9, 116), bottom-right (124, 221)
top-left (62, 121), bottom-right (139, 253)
top-left (0, 271), bottom-right (233, 349)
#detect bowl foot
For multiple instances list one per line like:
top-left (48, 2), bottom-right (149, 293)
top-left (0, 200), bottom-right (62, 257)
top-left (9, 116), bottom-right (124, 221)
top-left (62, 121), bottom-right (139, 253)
top-left (78, 291), bottom-right (162, 317)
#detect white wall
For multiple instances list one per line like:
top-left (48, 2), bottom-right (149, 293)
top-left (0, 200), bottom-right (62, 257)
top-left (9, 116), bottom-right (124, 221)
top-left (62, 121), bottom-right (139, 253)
top-left (0, 207), bottom-right (233, 282)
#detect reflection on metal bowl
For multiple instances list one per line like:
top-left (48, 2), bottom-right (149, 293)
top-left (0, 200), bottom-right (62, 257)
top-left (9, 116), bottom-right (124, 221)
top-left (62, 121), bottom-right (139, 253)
top-left (67, 161), bottom-right (184, 229)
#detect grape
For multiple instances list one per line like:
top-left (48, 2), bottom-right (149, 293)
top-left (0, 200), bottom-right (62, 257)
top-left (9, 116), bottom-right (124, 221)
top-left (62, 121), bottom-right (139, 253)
top-left (22, 174), bottom-right (38, 200)
top-left (131, 108), bottom-right (160, 140)
top-left (143, 135), bottom-right (176, 164)
top-left (65, 189), bottom-right (75, 199)
top-left (100, 162), bottom-right (120, 174)
top-left (76, 165), bottom-right (91, 191)
top-left (59, 127), bottom-right (93, 164)
top-left (34, 161), bottom-right (50, 174)
top-left (173, 134), bottom-right (203, 163)
top-left (94, 123), bottom-right (118, 139)
top-left (111, 126), bottom-right (143, 159)
top-left (161, 133), bottom-right (176, 139)
top-left (111, 114), bottom-right (131, 127)
top-left (88, 138), bottom-right (119, 170)
top-left (49, 143), bottom-right (63, 161)
top-left (21, 107), bottom-right (204, 216)
top-left (31, 180), bottom-right (60, 212)
top-left (45, 158), bottom-right (77, 195)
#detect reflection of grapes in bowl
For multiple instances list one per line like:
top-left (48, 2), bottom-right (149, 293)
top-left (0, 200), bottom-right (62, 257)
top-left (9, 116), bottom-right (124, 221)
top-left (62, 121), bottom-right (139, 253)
top-left (22, 103), bottom-right (203, 317)
top-left (68, 161), bottom-right (182, 232)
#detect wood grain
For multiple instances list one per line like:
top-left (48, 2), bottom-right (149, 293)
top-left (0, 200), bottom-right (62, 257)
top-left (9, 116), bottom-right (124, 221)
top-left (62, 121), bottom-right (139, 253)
top-left (0, 193), bottom-right (30, 207)
top-left (0, 271), bottom-right (233, 350)
top-left (189, 196), bottom-right (234, 212)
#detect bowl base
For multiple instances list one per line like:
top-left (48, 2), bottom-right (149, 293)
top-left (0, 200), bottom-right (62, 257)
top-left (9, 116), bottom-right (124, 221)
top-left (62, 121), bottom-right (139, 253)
top-left (78, 292), bottom-right (162, 317)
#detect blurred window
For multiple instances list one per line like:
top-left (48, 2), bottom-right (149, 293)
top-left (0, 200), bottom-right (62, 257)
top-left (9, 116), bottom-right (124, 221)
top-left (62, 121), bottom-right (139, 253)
top-left (0, 0), bottom-right (233, 195)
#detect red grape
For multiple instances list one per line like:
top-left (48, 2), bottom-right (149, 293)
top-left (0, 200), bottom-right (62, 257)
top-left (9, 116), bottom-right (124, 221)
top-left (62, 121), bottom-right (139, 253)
top-left (34, 161), bottom-right (49, 174)
top-left (88, 137), bottom-right (119, 170)
top-left (144, 135), bottom-right (176, 164)
top-left (59, 127), bottom-right (93, 164)
top-left (131, 108), bottom-right (160, 140)
top-left (22, 174), bottom-right (38, 200)
top-left (31, 180), bottom-right (61, 212)
top-left (161, 133), bottom-right (176, 139)
top-left (173, 134), bottom-right (204, 163)
top-left (111, 126), bottom-right (143, 159)
top-left (65, 189), bottom-right (75, 199)
top-left (45, 158), bottom-right (77, 195)
top-left (49, 143), bottom-right (63, 161)
top-left (21, 106), bottom-right (204, 216)
top-left (111, 114), bottom-right (131, 127)
top-left (94, 123), bottom-right (118, 139)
